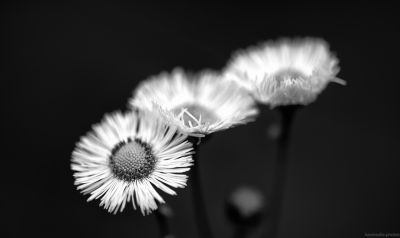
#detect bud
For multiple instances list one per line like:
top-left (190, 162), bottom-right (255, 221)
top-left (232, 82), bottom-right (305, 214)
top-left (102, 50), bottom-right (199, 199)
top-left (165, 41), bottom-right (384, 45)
top-left (225, 186), bottom-right (265, 226)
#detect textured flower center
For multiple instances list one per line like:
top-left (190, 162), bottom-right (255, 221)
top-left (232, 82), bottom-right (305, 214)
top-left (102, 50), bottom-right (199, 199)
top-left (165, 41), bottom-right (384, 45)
top-left (109, 139), bottom-right (156, 181)
top-left (174, 104), bottom-right (219, 127)
top-left (274, 69), bottom-right (306, 83)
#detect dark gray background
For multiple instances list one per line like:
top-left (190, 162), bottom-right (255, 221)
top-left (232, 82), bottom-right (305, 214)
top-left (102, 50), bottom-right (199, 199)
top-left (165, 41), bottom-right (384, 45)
top-left (1, 2), bottom-right (399, 238)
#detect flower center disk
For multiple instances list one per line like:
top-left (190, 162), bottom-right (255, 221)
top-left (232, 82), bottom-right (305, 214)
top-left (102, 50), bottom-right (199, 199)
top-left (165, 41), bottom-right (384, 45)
top-left (110, 139), bottom-right (156, 181)
top-left (274, 68), bottom-right (307, 84)
top-left (174, 104), bottom-right (219, 127)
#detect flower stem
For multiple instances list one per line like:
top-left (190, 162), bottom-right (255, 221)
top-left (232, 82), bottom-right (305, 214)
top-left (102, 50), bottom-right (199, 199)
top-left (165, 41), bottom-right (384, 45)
top-left (154, 204), bottom-right (174, 238)
top-left (189, 136), bottom-right (214, 238)
top-left (265, 105), bottom-right (298, 238)
top-left (233, 226), bottom-right (250, 238)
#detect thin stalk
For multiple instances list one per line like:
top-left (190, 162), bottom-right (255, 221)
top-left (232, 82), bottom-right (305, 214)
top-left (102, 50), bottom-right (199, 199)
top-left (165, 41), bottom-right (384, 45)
top-left (189, 136), bottom-right (214, 238)
top-left (233, 226), bottom-right (250, 238)
top-left (154, 205), bottom-right (173, 238)
top-left (265, 105), bottom-right (298, 238)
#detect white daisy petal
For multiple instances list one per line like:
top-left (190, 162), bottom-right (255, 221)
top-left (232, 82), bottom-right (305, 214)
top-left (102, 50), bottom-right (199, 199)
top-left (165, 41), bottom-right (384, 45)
top-left (71, 111), bottom-right (194, 215)
top-left (129, 68), bottom-right (259, 137)
top-left (224, 37), bottom-right (344, 107)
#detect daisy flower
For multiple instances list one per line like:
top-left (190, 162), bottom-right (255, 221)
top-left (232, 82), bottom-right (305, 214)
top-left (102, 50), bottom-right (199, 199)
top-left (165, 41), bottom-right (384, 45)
top-left (129, 68), bottom-right (258, 137)
top-left (224, 38), bottom-right (345, 107)
top-left (71, 110), bottom-right (194, 215)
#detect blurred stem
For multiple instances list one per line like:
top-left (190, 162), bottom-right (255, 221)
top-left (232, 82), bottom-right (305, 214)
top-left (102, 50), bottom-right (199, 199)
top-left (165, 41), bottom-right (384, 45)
top-left (189, 136), bottom-right (214, 238)
top-left (154, 205), bottom-right (173, 238)
top-left (233, 226), bottom-right (250, 238)
top-left (265, 105), bottom-right (298, 238)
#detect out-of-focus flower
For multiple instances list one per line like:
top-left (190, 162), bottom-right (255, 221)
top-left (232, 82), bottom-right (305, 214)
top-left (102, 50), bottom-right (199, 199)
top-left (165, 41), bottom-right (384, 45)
top-left (224, 38), bottom-right (345, 107)
top-left (226, 186), bottom-right (265, 226)
top-left (71, 111), bottom-right (194, 215)
top-left (129, 68), bottom-right (258, 137)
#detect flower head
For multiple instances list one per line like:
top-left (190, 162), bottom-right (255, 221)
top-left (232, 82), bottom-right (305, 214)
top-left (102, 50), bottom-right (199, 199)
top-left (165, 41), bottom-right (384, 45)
top-left (129, 68), bottom-right (258, 137)
top-left (225, 38), bottom-right (345, 107)
top-left (226, 186), bottom-right (265, 226)
top-left (71, 111), bottom-right (194, 215)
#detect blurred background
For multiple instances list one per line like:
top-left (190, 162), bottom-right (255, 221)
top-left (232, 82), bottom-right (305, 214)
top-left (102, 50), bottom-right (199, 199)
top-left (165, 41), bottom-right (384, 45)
top-left (1, 2), bottom-right (399, 238)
